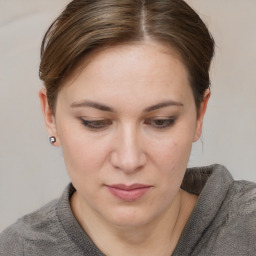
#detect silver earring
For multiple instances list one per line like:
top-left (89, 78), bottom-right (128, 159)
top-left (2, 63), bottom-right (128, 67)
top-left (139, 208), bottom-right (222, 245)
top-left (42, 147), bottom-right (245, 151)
top-left (49, 136), bottom-right (56, 144)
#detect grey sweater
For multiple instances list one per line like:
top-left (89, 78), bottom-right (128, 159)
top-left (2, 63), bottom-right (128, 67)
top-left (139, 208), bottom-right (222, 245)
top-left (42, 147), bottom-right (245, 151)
top-left (1, 164), bottom-right (256, 255)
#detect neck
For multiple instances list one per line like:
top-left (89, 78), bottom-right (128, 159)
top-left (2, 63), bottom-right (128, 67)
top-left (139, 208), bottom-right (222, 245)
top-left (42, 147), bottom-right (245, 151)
top-left (71, 189), bottom-right (197, 256)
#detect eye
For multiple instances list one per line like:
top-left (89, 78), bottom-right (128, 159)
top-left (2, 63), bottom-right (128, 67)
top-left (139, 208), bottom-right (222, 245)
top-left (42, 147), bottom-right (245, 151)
top-left (80, 119), bottom-right (112, 130)
top-left (144, 118), bottom-right (175, 129)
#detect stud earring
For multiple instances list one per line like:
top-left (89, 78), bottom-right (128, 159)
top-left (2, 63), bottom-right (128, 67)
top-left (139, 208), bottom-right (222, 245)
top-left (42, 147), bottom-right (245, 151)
top-left (49, 136), bottom-right (56, 144)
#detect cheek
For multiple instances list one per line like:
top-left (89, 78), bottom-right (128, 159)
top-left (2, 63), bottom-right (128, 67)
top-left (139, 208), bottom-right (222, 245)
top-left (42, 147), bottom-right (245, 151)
top-left (152, 138), bottom-right (192, 197)
top-left (150, 128), bottom-right (194, 168)
top-left (57, 124), bottom-right (103, 178)
top-left (147, 127), bottom-right (194, 191)
top-left (60, 135), bottom-right (106, 202)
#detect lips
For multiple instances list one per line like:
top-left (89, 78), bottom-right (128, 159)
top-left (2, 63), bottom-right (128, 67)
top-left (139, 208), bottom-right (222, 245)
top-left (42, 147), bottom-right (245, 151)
top-left (106, 184), bottom-right (152, 201)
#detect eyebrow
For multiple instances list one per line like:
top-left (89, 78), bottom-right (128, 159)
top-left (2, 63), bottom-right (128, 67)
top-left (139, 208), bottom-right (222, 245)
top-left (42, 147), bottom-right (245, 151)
top-left (143, 100), bottom-right (184, 112)
top-left (70, 100), bottom-right (183, 112)
top-left (71, 100), bottom-right (114, 112)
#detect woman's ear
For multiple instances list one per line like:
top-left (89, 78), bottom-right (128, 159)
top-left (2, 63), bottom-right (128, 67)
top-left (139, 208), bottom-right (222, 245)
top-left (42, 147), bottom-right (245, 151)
top-left (39, 88), bottom-right (60, 146)
top-left (193, 89), bottom-right (211, 142)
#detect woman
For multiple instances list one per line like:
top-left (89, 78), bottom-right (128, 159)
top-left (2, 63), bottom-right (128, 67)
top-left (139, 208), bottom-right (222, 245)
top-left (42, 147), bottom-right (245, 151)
top-left (1, 0), bottom-right (256, 255)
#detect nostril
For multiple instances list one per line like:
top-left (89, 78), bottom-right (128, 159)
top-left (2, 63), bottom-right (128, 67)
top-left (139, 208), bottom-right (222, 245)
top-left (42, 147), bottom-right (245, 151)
top-left (110, 150), bottom-right (146, 173)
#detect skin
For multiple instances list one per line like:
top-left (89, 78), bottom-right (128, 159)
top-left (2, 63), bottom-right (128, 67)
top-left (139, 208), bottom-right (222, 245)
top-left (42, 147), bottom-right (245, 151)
top-left (40, 40), bottom-right (210, 256)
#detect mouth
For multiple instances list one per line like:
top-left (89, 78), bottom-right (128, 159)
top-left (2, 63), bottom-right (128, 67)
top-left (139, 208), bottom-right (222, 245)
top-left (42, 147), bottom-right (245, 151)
top-left (106, 184), bottom-right (152, 202)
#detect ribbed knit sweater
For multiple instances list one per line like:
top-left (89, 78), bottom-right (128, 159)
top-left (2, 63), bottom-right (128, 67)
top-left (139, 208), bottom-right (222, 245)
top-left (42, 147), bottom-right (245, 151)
top-left (1, 164), bottom-right (256, 255)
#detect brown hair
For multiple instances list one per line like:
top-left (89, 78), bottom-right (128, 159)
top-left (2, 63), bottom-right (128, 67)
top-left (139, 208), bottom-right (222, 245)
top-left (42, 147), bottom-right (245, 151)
top-left (39, 0), bottom-right (215, 114)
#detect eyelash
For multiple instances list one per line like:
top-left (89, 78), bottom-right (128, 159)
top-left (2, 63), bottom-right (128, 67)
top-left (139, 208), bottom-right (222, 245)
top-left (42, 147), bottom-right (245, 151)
top-left (80, 119), bottom-right (112, 130)
top-left (80, 117), bottom-right (176, 131)
top-left (144, 118), bottom-right (176, 129)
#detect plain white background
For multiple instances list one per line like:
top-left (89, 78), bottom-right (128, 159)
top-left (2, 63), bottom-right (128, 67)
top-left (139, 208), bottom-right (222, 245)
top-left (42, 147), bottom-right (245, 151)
top-left (0, 0), bottom-right (256, 232)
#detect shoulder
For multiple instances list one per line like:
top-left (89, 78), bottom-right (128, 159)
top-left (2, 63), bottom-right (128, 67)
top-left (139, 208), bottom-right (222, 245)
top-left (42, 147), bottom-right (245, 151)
top-left (226, 179), bottom-right (256, 217)
top-left (215, 179), bottom-right (256, 235)
top-left (0, 222), bottom-right (24, 255)
top-left (207, 180), bottom-right (256, 254)
top-left (0, 199), bottom-right (59, 255)
top-left (177, 166), bottom-right (256, 255)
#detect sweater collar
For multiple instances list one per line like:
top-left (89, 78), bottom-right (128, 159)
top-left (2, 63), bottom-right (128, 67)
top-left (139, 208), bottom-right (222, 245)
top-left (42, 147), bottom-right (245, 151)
top-left (57, 184), bottom-right (105, 255)
top-left (173, 164), bottom-right (234, 255)
top-left (57, 164), bottom-right (234, 256)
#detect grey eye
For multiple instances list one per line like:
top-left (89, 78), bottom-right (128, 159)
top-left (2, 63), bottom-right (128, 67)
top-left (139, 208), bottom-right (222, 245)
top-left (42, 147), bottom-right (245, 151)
top-left (81, 119), bottom-right (112, 130)
top-left (145, 118), bottom-right (175, 129)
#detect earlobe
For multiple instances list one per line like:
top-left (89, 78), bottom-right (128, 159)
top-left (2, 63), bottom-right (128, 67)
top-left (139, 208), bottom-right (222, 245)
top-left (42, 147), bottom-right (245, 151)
top-left (39, 88), bottom-right (60, 146)
top-left (193, 89), bottom-right (211, 142)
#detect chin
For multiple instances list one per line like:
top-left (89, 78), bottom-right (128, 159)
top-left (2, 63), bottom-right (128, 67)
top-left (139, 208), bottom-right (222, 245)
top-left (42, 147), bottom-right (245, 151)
top-left (103, 206), bottom-right (155, 228)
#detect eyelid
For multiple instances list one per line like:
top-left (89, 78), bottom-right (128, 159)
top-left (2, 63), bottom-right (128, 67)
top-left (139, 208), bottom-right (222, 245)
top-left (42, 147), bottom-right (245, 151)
top-left (80, 118), bottom-right (112, 130)
top-left (144, 117), bottom-right (176, 129)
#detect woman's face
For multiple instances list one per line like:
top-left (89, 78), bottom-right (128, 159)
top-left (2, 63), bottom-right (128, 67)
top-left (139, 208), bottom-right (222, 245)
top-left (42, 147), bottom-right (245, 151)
top-left (41, 41), bottom-right (208, 227)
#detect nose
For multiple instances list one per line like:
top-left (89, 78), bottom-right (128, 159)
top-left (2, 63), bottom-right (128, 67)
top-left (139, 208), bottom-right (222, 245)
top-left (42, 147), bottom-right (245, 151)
top-left (110, 124), bottom-right (147, 173)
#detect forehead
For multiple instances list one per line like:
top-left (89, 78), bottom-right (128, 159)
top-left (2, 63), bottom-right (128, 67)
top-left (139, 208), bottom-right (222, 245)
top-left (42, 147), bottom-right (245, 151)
top-left (59, 41), bottom-right (193, 108)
